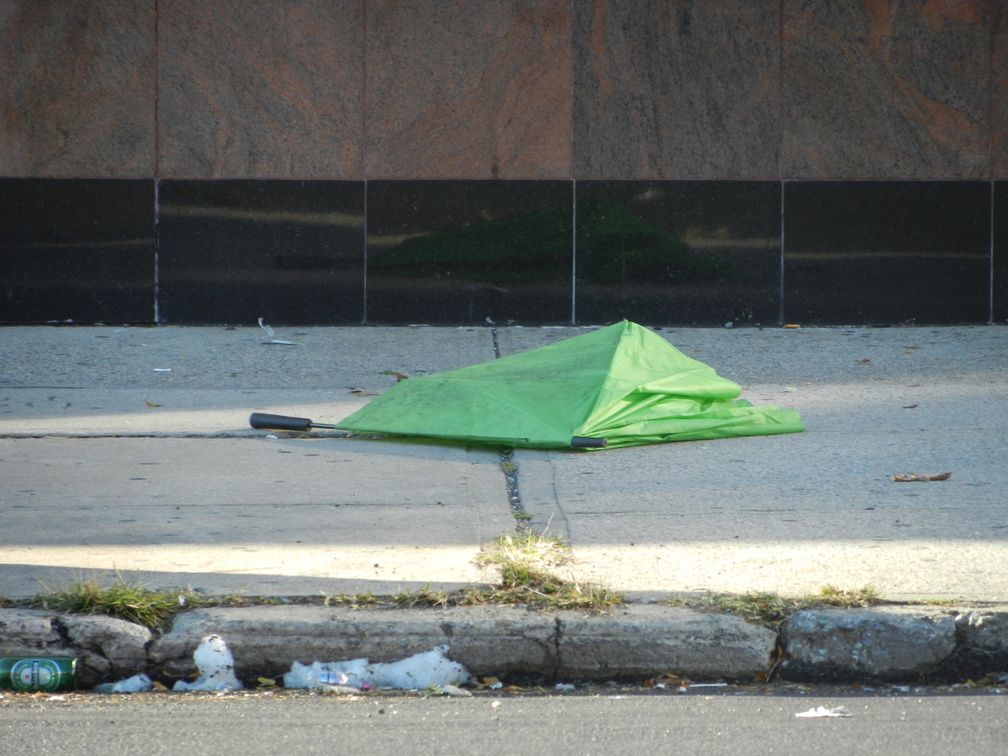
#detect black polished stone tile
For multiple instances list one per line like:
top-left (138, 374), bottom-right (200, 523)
top-left (995, 182), bottom-right (1007, 324)
top-left (784, 182), bottom-right (991, 325)
top-left (0, 179), bottom-right (155, 324)
top-left (157, 180), bottom-right (365, 325)
top-left (366, 181), bottom-right (573, 325)
top-left (574, 181), bottom-right (781, 326)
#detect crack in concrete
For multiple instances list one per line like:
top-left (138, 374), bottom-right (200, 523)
top-left (553, 616), bottom-right (564, 678)
top-left (499, 447), bottom-right (528, 526)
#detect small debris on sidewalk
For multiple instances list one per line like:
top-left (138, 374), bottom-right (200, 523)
top-left (892, 472), bottom-right (951, 482)
top-left (795, 706), bottom-right (852, 718)
top-left (258, 317), bottom-right (300, 346)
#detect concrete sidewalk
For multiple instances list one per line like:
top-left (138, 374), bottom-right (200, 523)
top-left (2, 323), bottom-right (1007, 686)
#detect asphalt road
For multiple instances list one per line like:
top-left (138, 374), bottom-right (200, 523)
top-left (2, 689), bottom-right (1005, 755)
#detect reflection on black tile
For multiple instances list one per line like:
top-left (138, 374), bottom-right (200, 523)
top-left (784, 182), bottom-right (990, 325)
top-left (158, 180), bottom-right (365, 325)
top-left (995, 182), bottom-right (1007, 324)
top-left (366, 181), bottom-right (573, 325)
top-left (574, 181), bottom-right (781, 326)
top-left (0, 179), bottom-right (155, 324)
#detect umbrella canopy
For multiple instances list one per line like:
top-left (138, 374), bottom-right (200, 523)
top-left (336, 320), bottom-right (803, 449)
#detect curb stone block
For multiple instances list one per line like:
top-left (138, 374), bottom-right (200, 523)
top-left (0, 609), bottom-right (152, 686)
top-left (781, 608), bottom-right (957, 681)
top-left (955, 610), bottom-right (1008, 652)
top-left (0, 609), bottom-right (65, 654)
top-left (149, 605), bottom-right (557, 680)
top-left (555, 605), bottom-right (776, 679)
top-left (59, 614), bottom-right (152, 685)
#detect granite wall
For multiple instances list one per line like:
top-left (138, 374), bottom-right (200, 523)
top-left (1, 0), bottom-right (1005, 325)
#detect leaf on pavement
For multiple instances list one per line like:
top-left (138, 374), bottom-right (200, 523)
top-left (892, 472), bottom-right (951, 482)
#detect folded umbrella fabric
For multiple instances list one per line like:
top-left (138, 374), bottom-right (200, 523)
top-left (336, 320), bottom-right (803, 449)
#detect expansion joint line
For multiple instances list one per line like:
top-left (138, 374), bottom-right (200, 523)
top-left (490, 325), bottom-right (528, 528)
top-left (499, 447), bottom-right (528, 529)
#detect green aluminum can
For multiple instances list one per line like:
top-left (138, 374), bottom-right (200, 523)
top-left (0, 657), bottom-right (77, 692)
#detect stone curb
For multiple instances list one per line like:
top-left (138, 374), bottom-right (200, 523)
top-left (2, 605), bottom-right (1007, 689)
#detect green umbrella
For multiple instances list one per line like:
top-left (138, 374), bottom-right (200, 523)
top-left (335, 321), bottom-right (803, 449)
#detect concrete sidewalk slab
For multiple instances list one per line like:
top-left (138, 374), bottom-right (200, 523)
top-left (0, 436), bottom-right (509, 598)
top-left (504, 325), bottom-right (1008, 603)
top-left (2, 323), bottom-right (1007, 607)
top-left (1, 325), bottom-right (496, 436)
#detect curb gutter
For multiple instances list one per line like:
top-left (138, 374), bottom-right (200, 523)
top-left (2, 604), bottom-right (1007, 689)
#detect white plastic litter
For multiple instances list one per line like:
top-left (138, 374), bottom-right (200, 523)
top-left (173, 634), bottom-right (243, 692)
top-left (284, 645), bottom-right (469, 691)
top-left (373, 646), bottom-right (469, 690)
top-left (438, 684), bottom-right (472, 697)
top-left (795, 706), bottom-right (852, 718)
top-left (94, 673), bottom-right (153, 694)
top-left (284, 657), bottom-right (374, 691)
top-left (258, 317), bottom-right (298, 345)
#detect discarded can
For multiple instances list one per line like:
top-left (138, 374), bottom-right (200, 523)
top-left (0, 657), bottom-right (77, 692)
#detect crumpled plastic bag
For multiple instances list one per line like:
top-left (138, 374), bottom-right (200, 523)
top-left (173, 634), bottom-right (243, 692)
top-left (284, 645), bottom-right (469, 691)
top-left (93, 673), bottom-right (153, 693)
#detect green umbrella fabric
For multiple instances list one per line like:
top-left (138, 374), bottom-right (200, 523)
top-left (336, 320), bottom-right (803, 449)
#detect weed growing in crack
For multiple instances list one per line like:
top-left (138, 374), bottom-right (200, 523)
top-left (393, 585), bottom-right (452, 608)
top-left (809, 584), bottom-right (881, 608)
top-left (387, 530), bottom-right (622, 612)
top-left (321, 591), bottom-right (378, 609)
top-left (477, 530), bottom-right (571, 589)
top-left (665, 584), bottom-right (883, 628)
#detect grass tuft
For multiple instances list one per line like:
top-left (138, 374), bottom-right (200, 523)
top-left (321, 592), bottom-right (378, 609)
top-left (389, 529), bottom-right (622, 612)
top-left (666, 584), bottom-right (883, 628)
top-left (808, 584), bottom-right (881, 608)
top-left (393, 585), bottom-right (452, 609)
top-left (30, 576), bottom-right (207, 630)
top-left (476, 531), bottom-right (571, 589)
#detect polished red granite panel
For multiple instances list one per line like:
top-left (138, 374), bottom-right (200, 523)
top-left (158, 0), bottom-right (364, 179)
top-left (573, 0), bottom-right (780, 179)
top-left (0, 0), bottom-right (155, 177)
top-left (993, 5), bottom-right (1008, 178)
top-left (364, 0), bottom-right (571, 179)
top-left (782, 0), bottom-right (992, 179)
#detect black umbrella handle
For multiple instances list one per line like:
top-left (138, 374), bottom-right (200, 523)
top-left (571, 436), bottom-right (608, 448)
top-left (250, 412), bottom-right (337, 431)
